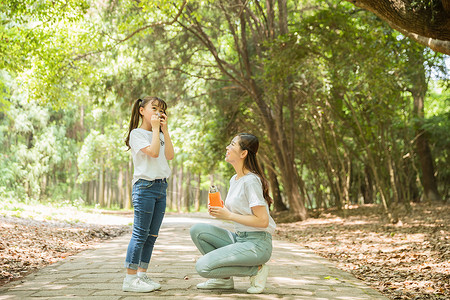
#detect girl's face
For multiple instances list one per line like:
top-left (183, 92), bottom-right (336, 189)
top-left (225, 136), bottom-right (246, 164)
top-left (140, 101), bottom-right (165, 120)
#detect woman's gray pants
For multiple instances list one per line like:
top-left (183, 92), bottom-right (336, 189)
top-left (190, 223), bottom-right (272, 278)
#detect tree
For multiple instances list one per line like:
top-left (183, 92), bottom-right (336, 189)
top-left (345, 0), bottom-right (450, 55)
top-left (3, 0), bottom-right (448, 214)
top-left (172, 0), bottom-right (309, 220)
top-left (406, 48), bottom-right (442, 202)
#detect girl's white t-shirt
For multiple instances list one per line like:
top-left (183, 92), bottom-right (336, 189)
top-left (225, 173), bottom-right (276, 234)
top-left (129, 128), bottom-right (171, 185)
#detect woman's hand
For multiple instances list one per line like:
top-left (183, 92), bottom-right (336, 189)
top-left (209, 206), bottom-right (232, 220)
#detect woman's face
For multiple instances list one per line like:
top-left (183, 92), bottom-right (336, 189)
top-left (225, 136), bottom-right (245, 164)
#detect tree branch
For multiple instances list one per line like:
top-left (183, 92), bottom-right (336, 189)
top-left (345, 0), bottom-right (450, 55)
top-left (393, 24), bottom-right (450, 56)
top-left (73, 1), bottom-right (188, 61)
top-left (115, 0), bottom-right (188, 44)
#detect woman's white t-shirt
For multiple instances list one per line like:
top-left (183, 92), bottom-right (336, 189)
top-left (129, 128), bottom-right (171, 185)
top-left (225, 173), bottom-right (276, 234)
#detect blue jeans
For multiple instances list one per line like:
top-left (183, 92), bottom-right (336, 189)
top-left (190, 223), bottom-right (272, 278)
top-left (125, 178), bottom-right (168, 270)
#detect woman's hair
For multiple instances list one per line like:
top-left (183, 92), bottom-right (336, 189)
top-left (237, 133), bottom-right (273, 207)
top-left (125, 96), bottom-right (167, 150)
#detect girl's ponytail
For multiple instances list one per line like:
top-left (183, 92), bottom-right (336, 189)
top-left (125, 99), bottom-right (143, 150)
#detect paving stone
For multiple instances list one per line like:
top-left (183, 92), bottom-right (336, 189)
top-left (31, 289), bottom-right (93, 297)
top-left (0, 214), bottom-right (388, 299)
top-left (0, 290), bottom-right (36, 299)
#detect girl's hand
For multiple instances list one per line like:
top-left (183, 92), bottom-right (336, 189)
top-left (160, 113), bottom-right (168, 133)
top-left (209, 206), bottom-right (232, 220)
top-left (151, 115), bottom-right (160, 130)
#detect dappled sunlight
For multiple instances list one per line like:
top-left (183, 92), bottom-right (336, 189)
top-left (271, 276), bottom-right (323, 287)
top-left (0, 213), bottom-right (392, 299)
top-left (0, 214), bottom-right (129, 286)
top-left (275, 203), bottom-right (449, 299)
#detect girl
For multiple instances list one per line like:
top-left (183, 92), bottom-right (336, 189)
top-left (190, 133), bottom-right (276, 294)
top-left (123, 96), bottom-right (174, 293)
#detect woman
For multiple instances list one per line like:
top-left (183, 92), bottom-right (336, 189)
top-left (190, 133), bottom-right (276, 294)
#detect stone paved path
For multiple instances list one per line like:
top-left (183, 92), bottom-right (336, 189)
top-left (0, 214), bottom-right (389, 299)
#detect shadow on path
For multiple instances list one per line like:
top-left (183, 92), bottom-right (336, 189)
top-left (0, 214), bottom-right (388, 299)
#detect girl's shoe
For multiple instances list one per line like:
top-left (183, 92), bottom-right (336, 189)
top-left (196, 278), bottom-right (234, 289)
top-left (122, 277), bottom-right (156, 292)
top-left (247, 264), bottom-right (269, 294)
top-left (138, 274), bottom-right (161, 290)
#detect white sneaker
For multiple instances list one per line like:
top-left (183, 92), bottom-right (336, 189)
top-left (247, 264), bottom-right (269, 294)
top-left (196, 278), bottom-right (234, 289)
top-left (139, 274), bottom-right (161, 290)
top-left (122, 277), bottom-right (156, 292)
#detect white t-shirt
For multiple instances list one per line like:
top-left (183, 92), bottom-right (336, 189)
top-left (129, 128), bottom-right (171, 185)
top-left (224, 173), bottom-right (276, 234)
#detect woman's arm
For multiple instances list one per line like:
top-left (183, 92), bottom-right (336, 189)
top-left (209, 205), bottom-right (269, 228)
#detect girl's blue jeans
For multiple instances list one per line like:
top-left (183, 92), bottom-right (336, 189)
top-left (190, 223), bottom-right (272, 278)
top-left (125, 178), bottom-right (167, 270)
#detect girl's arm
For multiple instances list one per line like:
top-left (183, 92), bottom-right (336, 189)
top-left (163, 131), bottom-right (175, 160)
top-left (209, 206), bottom-right (269, 228)
top-left (140, 115), bottom-right (161, 158)
top-left (160, 113), bottom-right (174, 160)
top-left (140, 131), bottom-right (161, 158)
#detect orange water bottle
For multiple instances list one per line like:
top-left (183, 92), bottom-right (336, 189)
top-left (208, 185), bottom-right (224, 207)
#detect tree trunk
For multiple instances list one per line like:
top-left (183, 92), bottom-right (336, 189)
top-left (381, 125), bottom-right (400, 205)
top-left (410, 53), bottom-right (442, 202)
top-left (361, 165), bottom-right (374, 204)
top-left (170, 163), bottom-right (178, 211)
top-left (195, 172), bottom-right (201, 211)
top-left (40, 175), bottom-right (47, 200)
top-left (91, 180), bottom-right (97, 206)
top-left (105, 170), bottom-right (111, 208)
top-left (252, 83), bottom-right (307, 220)
top-left (344, 97), bottom-right (393, 220)
top-left (414, 109), bottom-right (441, 202)
top-left (98, 160), bottom-right (105, 207)
top-left (125, 161), bottom-right (132, 209)
top-left (118, 170), bottom-right (124, 209)
top-left (267, 162), bottom-right (286, 212)
top-left (177, 163), bottom-right (183, 212)
top-left (182, 1), bottom-right (309, 220)
top-left (184, 171), bottom-right (191, 212)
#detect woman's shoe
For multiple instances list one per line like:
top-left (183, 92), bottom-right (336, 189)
top-left (196, 278), bottom-right (234, 289)
top-left (247, 264), bottom-right (269, 294)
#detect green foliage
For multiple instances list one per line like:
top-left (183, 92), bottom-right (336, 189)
top-left (1, 0), bottom-right (448, 211)
top-left (424, 82), bottom-right (450, 197)
top-left (0, 0), bottom-right (90, 70)
top-left (1, 92), bottom-right (75, 201)
top-left (77, 124), bottom-right (130, 184)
